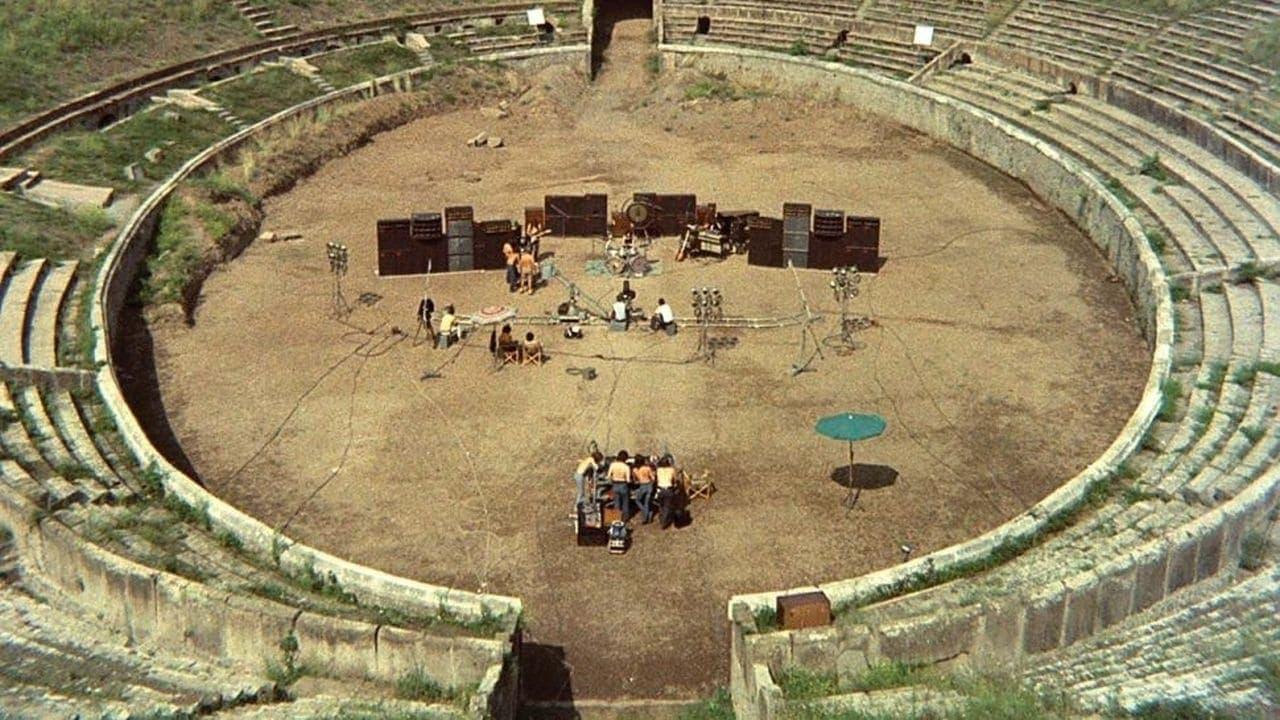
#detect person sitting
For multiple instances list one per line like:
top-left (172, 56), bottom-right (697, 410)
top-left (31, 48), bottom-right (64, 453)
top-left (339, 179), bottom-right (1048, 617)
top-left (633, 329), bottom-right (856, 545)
top-left (438, 305), bottom-right (460, 348)
top-left (518, 250), bottom-right (538, 295)
top-left (650, 297), bottom-right (676, 334)
top-left (574, 451), bottom-right (604, 507)
top-left (521, 331), bottom-right (544, 365)
top-left (633, 458), bottom-right (656, 524)
top-left (503, 241), bottom-right (518, 292)
top-left (607, 451), bottom-right (633, 521)
top-left (611, 297), bottom-right (630, 330)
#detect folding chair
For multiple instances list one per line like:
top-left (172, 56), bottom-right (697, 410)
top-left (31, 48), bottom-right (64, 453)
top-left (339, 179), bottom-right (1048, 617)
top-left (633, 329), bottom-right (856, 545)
top-left (686, 470), bottom-right (716, 501)
top-left (522, 346), bottom-right (544, 366)
top-left (499, 345), bottom-right (520, 366)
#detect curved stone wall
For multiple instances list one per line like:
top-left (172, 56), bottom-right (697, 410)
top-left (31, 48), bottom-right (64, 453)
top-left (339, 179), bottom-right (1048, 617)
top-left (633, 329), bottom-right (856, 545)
top-left (663, 42), bottom-right (1172, 611)
top-left (88, 48), bottom-right (582, 637)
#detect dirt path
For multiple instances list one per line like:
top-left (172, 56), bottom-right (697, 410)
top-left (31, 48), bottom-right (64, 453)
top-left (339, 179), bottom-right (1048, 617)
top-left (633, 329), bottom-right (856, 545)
top-left (134, 31), bottom-right (1151, 702)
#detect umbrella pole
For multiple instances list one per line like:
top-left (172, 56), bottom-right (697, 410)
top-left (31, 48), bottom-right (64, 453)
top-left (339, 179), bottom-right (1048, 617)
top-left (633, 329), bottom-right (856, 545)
top-left (845, 441), bottom-right (857, 511)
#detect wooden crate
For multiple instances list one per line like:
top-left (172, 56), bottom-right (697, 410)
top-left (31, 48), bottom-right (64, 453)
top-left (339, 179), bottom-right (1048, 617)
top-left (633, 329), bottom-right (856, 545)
top-left (776, 591), bottom-right (831, 630)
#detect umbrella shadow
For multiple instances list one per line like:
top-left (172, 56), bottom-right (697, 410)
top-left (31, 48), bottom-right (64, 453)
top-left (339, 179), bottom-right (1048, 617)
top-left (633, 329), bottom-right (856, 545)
top-left (830, 463), bottom-right (899, 491)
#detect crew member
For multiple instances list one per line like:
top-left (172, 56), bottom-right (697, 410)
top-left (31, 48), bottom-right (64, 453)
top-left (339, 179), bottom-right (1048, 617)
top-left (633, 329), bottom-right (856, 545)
top-left (417, 295), bottom-right (436, 343)
top-left (439, 305), bottom-right (459, 347)
top-left (656, 456), bottom-right (682, 529)
top-left (522, 331), bottom-right (543, 362)
top-left (633, 458), bottom-right (656, 524)
top-left (611, 297), bottom-right (630, 329)
top-left (518, 249), bottom-right (538, 295)
top-left (650, 297), bottom-right (675, 333)
top-left (574, 451), bottom-right (604, 507)
top-left (503, 240), bottom-right (519, 292)
top-left (608, 451), bottom-right (633, 521)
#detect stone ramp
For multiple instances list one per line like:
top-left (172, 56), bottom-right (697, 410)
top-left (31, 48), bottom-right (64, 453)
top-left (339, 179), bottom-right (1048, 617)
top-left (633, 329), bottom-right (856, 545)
top-left (21, 178), bottom-right (114, 211)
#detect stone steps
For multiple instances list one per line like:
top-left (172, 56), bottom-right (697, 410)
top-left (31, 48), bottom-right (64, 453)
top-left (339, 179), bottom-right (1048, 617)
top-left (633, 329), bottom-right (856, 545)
top-left (1024, 565), bottom-right (1280, 714)
top-left (23, 261), bottom-right (75, 368)
top-left (0, 260), bottom-right (45, 366)
top-left (946, 64), bottom-right (1280, 263)
top-left (0, 580), bottom-right (277, 717)
top-left (927, 71), bottom-right (1218, 272)
top-left (931, 66), bottom-right (1280, 270)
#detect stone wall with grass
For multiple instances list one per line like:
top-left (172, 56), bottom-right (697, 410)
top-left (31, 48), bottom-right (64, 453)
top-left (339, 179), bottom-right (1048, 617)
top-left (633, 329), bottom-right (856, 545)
top-left (652, 44), bottom-right (1195, 719)
top-left (52, 49), bottom-right (580, 717)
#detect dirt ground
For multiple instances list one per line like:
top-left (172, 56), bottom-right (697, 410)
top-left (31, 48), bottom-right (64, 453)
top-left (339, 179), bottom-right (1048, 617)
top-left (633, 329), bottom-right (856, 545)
top-left (134, 19), bottom-right (1149, 701)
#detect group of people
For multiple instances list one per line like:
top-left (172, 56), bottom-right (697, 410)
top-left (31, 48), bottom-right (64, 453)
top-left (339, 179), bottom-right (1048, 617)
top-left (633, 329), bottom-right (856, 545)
top-left (495, 323), bottom-right (543, 364)
top-left (503, 224), bottom-right (547, 294)
top-left (608, 280), bottom-right (677, 334)
top-left (417, 297), bottom-right (462, 348)
top-left (574, 450), bottom-right (689, 529)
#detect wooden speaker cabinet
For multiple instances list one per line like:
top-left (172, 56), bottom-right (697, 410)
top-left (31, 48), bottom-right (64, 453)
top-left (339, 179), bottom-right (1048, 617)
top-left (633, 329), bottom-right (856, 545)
top-left (776, 591), bottom-right (832, 630)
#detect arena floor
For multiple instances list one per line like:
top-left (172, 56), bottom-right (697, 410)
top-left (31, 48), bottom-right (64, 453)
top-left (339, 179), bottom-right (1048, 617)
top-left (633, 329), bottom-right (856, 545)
top-left (131, 20), bottom-right (1149, 700)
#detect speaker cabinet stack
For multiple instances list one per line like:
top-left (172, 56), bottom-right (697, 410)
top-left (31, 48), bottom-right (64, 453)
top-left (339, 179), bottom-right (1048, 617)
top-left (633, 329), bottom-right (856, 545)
top-left (747, 216), bottom-right (784, 267)
top-left (475, 219), bottom-right (518, 270)
top-left (545, 194), bottom-right (608, 236)
top-left (445, 206), bottom-right (474, 272)
top-left (847, 216), bottom-right (881, 273)
top-left (809, 209), bottom-right (845, 270)
top-left (782, 202), bottom-right (811, 269)
top-left (376, 218), bottom-right (412, 276)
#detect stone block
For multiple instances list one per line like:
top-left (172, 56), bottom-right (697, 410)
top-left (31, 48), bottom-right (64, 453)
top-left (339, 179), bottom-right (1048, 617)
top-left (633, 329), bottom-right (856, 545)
top-left (1022, 593), bottom-right (1064, 654)
top-left (376, 626), bottom-right (500, 688)
top-left (295, 612), bottom-right (378, 679)
top-left (405, 32), bottom-right (430, 52)
top-left (974, 600), bottom-right (1023, 662)
top-left (836, 648), bottom-right (869, 687)
top-left (1195, 524), bottom-right (1224, 581)
top-left (1096, 571), bottom-right (1134, 630)
top-left (1166, 538), bottom-right (1198, 594)
top-left (1132, 548), bottom-right (1169, 612)
top-left (791, 627), bottom-right (839, 673)
top-left (745, 632), bottom-right (792, 675)
top-left (1061, 578), bottom-right (1098, 647)
top-left (878, 610), bottom-right (977, 664)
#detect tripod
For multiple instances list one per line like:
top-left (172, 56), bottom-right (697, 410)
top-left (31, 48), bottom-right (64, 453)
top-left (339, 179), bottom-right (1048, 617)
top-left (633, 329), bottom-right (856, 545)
top-left (789, 262), bottom-right (825, 376)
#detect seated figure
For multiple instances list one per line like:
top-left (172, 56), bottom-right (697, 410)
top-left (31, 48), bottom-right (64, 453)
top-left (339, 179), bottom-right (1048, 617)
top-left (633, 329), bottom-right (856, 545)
top-left (650, 297), bottom-right (676, 334)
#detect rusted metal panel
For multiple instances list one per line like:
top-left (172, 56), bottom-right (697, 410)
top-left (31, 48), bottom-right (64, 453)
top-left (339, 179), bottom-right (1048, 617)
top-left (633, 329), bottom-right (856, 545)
top-left (376, 218), bottom-right (413, 276)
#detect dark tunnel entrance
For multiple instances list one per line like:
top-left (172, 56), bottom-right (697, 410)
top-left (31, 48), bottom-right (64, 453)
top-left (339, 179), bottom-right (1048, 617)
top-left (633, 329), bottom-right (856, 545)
top-left (591, 0), bottom-right (653, 78)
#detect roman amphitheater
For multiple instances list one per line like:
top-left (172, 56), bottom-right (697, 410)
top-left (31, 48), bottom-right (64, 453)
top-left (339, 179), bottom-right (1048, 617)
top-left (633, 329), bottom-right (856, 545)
top-left (0, 0), bottom-right (1277, 718)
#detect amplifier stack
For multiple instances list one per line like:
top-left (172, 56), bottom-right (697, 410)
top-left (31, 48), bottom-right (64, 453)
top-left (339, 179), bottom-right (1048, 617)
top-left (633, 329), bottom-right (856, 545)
top-left (445, 206), bottom-right (474, 272)
top-left (782, 202), bottom-right (812, 269)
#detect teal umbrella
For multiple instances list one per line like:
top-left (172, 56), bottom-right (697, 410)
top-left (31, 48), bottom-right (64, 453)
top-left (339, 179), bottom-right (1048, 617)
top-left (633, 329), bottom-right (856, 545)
top-left (815, 412), bottom-right (886, 510)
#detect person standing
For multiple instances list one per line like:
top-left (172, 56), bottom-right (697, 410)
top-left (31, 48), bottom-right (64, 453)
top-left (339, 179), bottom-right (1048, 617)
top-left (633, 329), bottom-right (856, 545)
top-left (503, 240), bottom-right (519, 292)
top-left (417, 295), bottom-right (436, 344)
top-left (656, 456), bottom-right (680, 529)
top-left (608, 451), bottom-right (633, 521)
top-left (574, 451), bottom-right (604, 507)
top-left (518, 249), bottom-right (537, 295)
top-left (633, 458), bottom-right (656, 524)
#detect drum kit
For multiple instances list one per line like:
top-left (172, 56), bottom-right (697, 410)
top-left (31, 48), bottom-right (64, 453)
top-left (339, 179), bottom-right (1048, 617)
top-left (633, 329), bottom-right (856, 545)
top-left (604, 198), bottom-right (658, 277)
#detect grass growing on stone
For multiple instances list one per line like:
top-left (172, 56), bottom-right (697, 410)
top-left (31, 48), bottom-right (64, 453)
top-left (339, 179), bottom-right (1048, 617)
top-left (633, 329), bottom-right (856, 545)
top-left (139, 196), bottom-right (202, 306)
top-left (776, 667), bottom-right (840, 700)
top-left (679, 688), bottom-right (735, 720)
top-left (1158, 377), bottom-right (1184, 422)
top-left (313, 42), bottom-right (424, 90)
top-left (1196, 361), bottom-right (1226, 390)
top-left (0, 0), bottom-right (251, 128)
top-left (19, 106), bottom-right (230, 191)
top-left (1240, 530), bottom-right (1271, 571)
top-left (845, 661), bottom-right (926, 692)
top-left (1103, 176), bottom-right (1138, 210)
top-left (1138, 153), bottom-right (1174, 183)
top-left (0, 194), bottom-right (115, 261)
top-left (203, 66), bottom-right (321, 124)
top-left (395, 668), bottom-right (473, 708)
top-left (1244, 19), bottom-right (1280, 67)
top-left (1144, 228), bottom-right (1166, 255)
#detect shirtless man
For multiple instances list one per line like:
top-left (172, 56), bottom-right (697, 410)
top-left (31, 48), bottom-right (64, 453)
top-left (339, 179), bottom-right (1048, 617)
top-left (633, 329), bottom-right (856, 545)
top-left (518, 250), bottom-right (538, 295)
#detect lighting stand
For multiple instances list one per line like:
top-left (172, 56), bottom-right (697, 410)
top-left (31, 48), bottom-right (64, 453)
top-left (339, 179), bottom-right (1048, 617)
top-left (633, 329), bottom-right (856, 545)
top-left (326, 242), bottom-right (352, 319)
top-left (690, 286), bottom-right (723, 364)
